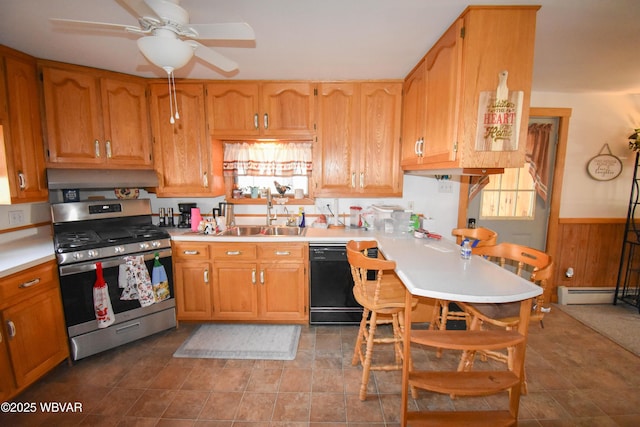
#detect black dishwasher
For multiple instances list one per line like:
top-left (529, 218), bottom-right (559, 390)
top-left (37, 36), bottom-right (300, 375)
top-left (309, 243), bottom-right (376, 324)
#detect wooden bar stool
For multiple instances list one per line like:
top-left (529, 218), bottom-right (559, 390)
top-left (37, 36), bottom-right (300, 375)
top-left (429, 227), bottom-right (498, 357)
top-left (346, 240), bottom-right (416, 401)
top-left (457, 242), bottom-right (553, 394)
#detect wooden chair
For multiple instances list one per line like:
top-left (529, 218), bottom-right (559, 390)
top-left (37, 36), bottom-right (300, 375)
top-left (456, 242), bottom-right (553, 394)
top-left (346, 240), bottom-right (417, 401)
top-left (429, 227), bottom-right (498, 357)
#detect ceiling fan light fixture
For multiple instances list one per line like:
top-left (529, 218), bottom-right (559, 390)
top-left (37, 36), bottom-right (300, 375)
top-left (137, 35), bottom-right (194, 71)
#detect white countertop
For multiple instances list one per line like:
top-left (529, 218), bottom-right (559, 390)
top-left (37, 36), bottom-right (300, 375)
top-left (0, 229), bottom-right (56, 278)
top-left (170, 226), bottom-right (542, 304)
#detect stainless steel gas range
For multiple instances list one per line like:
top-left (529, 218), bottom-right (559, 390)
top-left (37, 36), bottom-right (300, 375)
top-left (51, 199), bottom-right (176, 360)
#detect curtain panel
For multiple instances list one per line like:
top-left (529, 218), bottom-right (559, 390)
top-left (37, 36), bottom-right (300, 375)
top-left (223, 142), bottom-right (313, 177)
top-left (469, 123), bottom-right (552, 201)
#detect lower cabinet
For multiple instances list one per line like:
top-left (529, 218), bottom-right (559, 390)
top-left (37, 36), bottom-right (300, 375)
top-left (0, 260), bottom-right (69, 400)
top-left (173, 241), bottom-right (308, 323)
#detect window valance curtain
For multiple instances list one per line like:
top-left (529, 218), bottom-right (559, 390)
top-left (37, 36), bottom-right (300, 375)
top-left (223, 142), bottom-right (313, 177)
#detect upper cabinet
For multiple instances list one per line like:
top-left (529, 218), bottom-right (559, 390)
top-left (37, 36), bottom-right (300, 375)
top-left (401, 6), bottom-right (539, 173)
top-left (314, 81), bottom-right (402, 197)
top-left (206, 82), bottom-right (316, 139)
top-left (0, 47), bottom-right (48, 204)
top-left (149, 82), bottom-right (224, 197)
top-left (40, 63), bottom-right (153, 169)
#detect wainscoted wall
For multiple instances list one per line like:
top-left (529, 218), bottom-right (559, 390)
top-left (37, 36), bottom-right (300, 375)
top-left (551, 218), bottom-right (625, 302)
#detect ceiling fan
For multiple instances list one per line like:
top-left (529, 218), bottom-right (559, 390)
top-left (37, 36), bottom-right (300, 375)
top-left (51, 0), bottom-right (255, 74)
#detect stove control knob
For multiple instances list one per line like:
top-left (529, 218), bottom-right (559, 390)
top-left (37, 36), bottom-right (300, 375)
top-left (73, 252), bottom-right (84, 260)
top-left (139, 242), bottom-right (150, 250)
top-left (151, 240), bottom-right (162, 248)
top-left (114, 246), bottom-right (125, 254)
top-left (87, 250), bottom-right (99, 258)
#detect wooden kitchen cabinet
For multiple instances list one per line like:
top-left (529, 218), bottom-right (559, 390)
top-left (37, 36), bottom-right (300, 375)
top-left (401, 6), bottom-right (539, 172)
top-left (210, 242), bottom-right (308, 323)
top-left (314, 81), bottom-right (402, 197)
top-left (206, 81), bottom-right (316, 139)
top-left (150, 82), bottom-right (224, 197)
top-left (172, 242), bottom-right (212, 321)
top-left (0, 47), bottom-right (48, 204)
top-left (0, 328), bottom-right (15, 401)
top-left (40, 63), bottom-right (153, 169)
top-left (0, 260), bottom-right (69, 399)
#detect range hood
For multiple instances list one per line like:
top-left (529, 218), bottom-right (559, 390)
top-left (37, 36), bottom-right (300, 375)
top-left (46, 168), bottom-right (159, 189)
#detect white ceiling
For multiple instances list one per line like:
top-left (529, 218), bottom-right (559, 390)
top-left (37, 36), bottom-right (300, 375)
top-left (1, 0), bottom-right (638, 93)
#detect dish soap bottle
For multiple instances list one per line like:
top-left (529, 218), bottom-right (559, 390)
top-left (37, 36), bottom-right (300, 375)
top-left (299, 207), bottom-right (306, 228)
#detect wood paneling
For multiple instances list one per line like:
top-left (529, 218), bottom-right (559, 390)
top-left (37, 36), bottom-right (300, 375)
top-left (551, 219), bottom-right (625, 302)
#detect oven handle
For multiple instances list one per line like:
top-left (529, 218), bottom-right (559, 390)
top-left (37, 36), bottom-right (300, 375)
top-left (59, 249), bottom-right (172, 276)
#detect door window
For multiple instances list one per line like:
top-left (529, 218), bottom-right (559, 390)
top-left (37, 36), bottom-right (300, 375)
top-left (479, 165), bottom-right (536, 220)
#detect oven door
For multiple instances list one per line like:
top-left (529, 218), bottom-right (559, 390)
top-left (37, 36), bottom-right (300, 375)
top-left (58, 248), bottom-right (174, 338)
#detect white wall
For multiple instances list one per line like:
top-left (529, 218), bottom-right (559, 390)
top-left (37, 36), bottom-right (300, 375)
top-left (531, 92), bottom-right (640, 218)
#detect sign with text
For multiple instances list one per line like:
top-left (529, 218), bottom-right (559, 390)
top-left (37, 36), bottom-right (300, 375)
top-left (475, 90), bottom-right (524, 152)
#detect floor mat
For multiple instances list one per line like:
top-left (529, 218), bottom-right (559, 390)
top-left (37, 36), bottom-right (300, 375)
top-left (173, 323), bottom-right (301, 360)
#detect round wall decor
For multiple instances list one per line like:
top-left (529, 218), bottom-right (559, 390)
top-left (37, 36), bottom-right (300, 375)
top-left (587, 144), bottom-right (622, 181)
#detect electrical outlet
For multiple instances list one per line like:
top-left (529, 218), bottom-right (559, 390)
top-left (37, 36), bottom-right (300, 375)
top-left (438, 181), bottom-right (453, 193)
top-left (8, 210), bottom-right (25, 225)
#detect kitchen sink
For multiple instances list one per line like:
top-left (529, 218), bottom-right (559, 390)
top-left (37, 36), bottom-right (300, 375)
top-left (217, 225), bottom-right (306, 237)
top-left (217, 226), bottom-right (264, 236)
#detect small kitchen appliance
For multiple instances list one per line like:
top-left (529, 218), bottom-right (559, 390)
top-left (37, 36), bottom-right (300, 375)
top-left (177, 202), bottom-right (197, 228)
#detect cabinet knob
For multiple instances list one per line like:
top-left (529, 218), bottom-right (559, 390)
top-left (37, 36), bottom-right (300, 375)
top-left (275, 251), bottom-right (291, 256)
top-left (183, 250), bottom-right (200, 255)
top-left (263, 113), bottom-right (269, 129)
top-left (204, 269), bottom-right (209, 284)
top-left (106, 140), bottom-right (112, 158)
top-left (94, 140), bottom-right (101, 158)
top-left (260, 270), bottom-right (265, 284)
top-left (251, 269), bottom-right (256, 284)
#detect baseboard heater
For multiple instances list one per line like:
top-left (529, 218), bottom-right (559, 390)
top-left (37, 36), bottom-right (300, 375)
top-left (557, 286), bottom-right (615, 305)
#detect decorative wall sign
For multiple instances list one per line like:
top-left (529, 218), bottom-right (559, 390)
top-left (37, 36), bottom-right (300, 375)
top-left (586, 143), bottom-right (622, 181)
top-left (475, 70), bottom-right (524, 152)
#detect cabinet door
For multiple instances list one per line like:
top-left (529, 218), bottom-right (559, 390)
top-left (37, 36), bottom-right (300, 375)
top-left (173, 261), bottom-right (212, 320)
top-left (2, 286), bottom-right (68, 388)
top-left (101, 77), bottom-right (153, 168)
top-left (401, 60), bottom-right (426, 167)
top-left (2, 55), bottom-right (48, 202)
top-left (42, 67), bottom-right (104, 165)
top-left (150, 83), bottom-right (217, 196)
top-left (0, 331), bottom-right (15, 402)
top-left (261, 83), bottom-right (315, 137)
top-left (260, 262), bottom-right (307, 321)
top-left (207, 83), bottom-right (260, 137)
top-left (212, 262), bottom-right (259, 320)
top-left (314, 82), bottom-right (359, 196)
top-left (359, 82), bottom-right (402, 196)
top-left (422, 19), bottom-right (462, 164)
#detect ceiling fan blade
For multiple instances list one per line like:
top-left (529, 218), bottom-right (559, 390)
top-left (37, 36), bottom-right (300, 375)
top-left (188, 41), bottom-right (239, 72)
top-left (50, 18), bottom-right (139, 32)
top-left (188, 23), bottom-right (256, 40)
top-left (118, 0), bottom-right (161, 20)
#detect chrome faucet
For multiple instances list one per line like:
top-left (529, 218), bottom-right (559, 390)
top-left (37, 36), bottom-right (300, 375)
top-left (266, 188), bottom-right (277, 225)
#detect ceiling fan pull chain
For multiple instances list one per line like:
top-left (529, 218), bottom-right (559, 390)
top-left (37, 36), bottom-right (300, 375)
top-left (167, 70), bottom-right (175, 124)
top-left (171, 71), bottom-right (180, 121)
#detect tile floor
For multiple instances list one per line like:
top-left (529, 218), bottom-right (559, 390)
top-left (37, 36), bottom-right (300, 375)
top-left (2, 305), bottom-right (640, 426)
